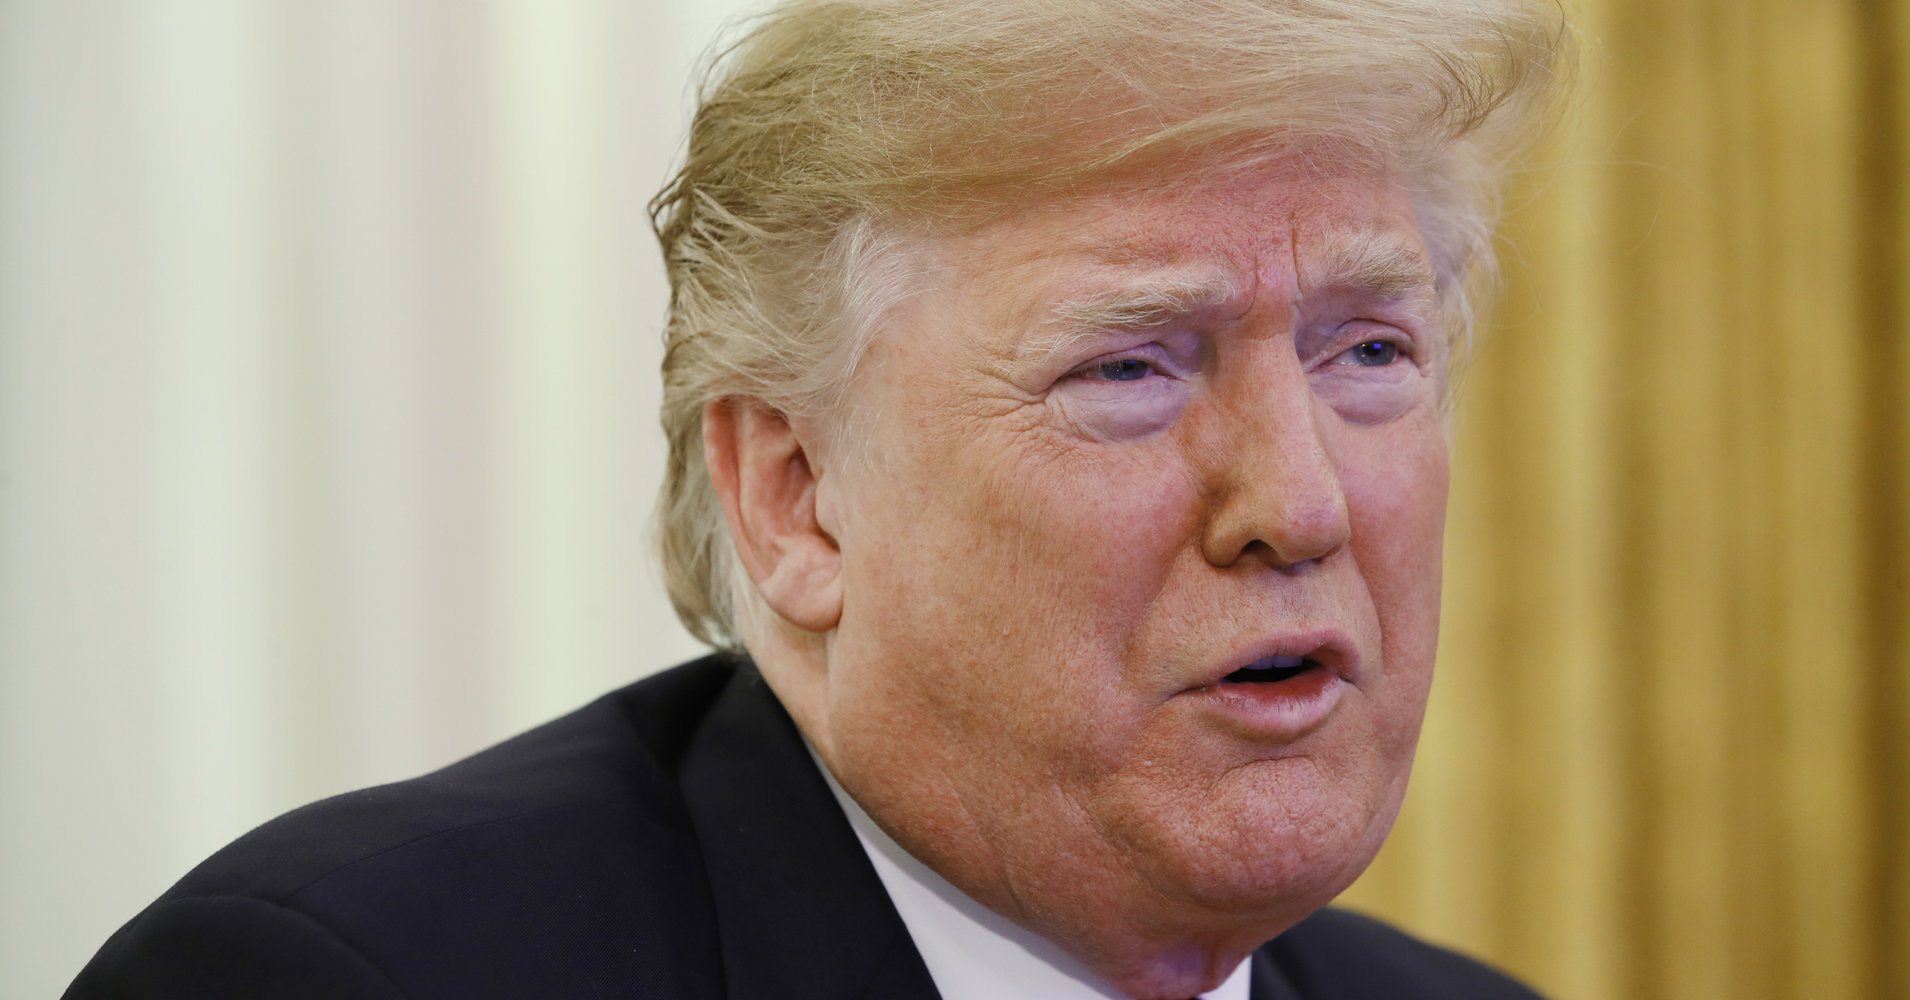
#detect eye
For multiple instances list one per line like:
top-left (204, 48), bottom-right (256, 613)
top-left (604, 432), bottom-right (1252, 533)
top-left (1052, 346), bottom-right (1190, 440)
top-left (1310, 330), bottom-right (1429, 425)
top-left (1339, 339), bottom-right (1401, 367)
top-left (1068, 351), bottom-right (1171, 383)
top-left (1092, 358), bottom-right (1154, 381)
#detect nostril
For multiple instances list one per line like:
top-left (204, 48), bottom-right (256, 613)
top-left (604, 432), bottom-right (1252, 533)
top-left (1233, 537), bottom-right (1334, 573)
top-left (1198, 451), bottom-right (1350, 571)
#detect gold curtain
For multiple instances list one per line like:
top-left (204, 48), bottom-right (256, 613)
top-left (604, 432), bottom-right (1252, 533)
top-left (1338, 1), bottom-right (1910, 998)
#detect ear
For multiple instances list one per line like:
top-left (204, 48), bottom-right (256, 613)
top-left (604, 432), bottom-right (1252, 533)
top-left (702, 398), bottom-right (844, 633)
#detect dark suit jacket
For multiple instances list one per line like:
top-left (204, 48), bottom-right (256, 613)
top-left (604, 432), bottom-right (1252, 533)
top-left (68, 654), bottom-right (1542, 999)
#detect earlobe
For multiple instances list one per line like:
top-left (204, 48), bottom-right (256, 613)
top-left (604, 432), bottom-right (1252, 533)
top-left (703, 399), bottom-right (844, 633)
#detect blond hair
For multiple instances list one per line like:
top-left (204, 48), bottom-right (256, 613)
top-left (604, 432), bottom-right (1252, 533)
top-left (650, 0), bottom-right (1573, 648)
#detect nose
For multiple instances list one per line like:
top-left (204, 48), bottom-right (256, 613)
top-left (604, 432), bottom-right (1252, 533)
top-left (1199, 365), bottom-right (1352, 571)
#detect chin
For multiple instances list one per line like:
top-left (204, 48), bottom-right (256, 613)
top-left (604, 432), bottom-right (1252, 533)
top-left (1123, 758), bottom-right (1407, 925)
top-left (1160, 832), bottom-right (1377, 923)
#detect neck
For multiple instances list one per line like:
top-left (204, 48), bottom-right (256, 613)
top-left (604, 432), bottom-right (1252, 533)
top-left (746, 630), bottom-right (1302, 1000)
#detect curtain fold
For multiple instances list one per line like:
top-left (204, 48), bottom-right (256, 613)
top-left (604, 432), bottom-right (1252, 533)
top-left (3, 2), bottom-right (1902, 998)
top-left (1340, 3), bottom-right (1909, 998)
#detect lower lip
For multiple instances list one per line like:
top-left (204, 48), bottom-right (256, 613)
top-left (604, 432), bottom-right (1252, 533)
top-left (1188, 667), bottom-right (1346, 740)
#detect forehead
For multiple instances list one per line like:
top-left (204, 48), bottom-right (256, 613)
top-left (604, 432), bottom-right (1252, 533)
top-left (935, 161), bottom-right (1432, 324)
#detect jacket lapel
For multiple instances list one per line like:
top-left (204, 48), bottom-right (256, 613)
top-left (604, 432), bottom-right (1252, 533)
top-left (1248, 947), bottom-right (1305, 1000)
top-left (677, 666), bottom-right (942, 1000)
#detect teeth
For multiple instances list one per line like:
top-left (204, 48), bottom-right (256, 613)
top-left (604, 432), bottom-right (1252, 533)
top-left (1246, 654), bottom-right (1308, 670)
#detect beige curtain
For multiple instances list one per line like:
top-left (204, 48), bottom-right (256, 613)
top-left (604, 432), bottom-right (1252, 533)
top-left (0, 2), bottom-right (724, 994)
top-left (7, 2), bottom-right (1903, 999)
top-left (1340, 2), bottom-right (1910, 999)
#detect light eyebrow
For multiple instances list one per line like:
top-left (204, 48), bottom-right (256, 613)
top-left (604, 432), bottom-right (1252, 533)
top-left (1315, 229), bottom-right (1436, 301)
top-left (1050, 275), bottom-right (1243, 333)
top-left (1005, 274), bottom-right (1241, 367)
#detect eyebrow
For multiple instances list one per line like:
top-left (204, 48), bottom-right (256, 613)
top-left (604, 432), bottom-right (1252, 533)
top-left (1050, 275), bottom-right (1245, 333)
top-left (1003, 274), bottom-right (1243, 369)
top-left (1050, 228), bottom-right (1433, 330)
top-left (1016, 228), bottom-right (1434, 365)
top-left (1313, 229), bottom-right (1437, 301)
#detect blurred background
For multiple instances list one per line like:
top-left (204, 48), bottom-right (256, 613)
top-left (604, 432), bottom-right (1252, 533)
top-left (0, 1), bottom-right (1903, 998)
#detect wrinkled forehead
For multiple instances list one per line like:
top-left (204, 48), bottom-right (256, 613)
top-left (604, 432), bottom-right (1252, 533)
top-left (930, 162), bottom-right (1437, 334)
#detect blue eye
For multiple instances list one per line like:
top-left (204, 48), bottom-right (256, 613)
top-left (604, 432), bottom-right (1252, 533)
top-left (1097, 358), bottom-right (1153, 381)
top-left (1347, 340), bottom-right (1399, 366)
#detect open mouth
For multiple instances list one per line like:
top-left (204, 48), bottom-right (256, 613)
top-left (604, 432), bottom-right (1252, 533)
top-left (1222, 654), bottom-right (1322, 685)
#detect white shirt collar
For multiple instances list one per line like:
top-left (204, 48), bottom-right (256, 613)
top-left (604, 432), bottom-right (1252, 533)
top-left (813, 754), bottom-right (1252, 1000)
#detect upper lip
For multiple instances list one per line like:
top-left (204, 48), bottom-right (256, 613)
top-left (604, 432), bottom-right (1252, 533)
top-left (1196, 628), bottom-right (1360, 690)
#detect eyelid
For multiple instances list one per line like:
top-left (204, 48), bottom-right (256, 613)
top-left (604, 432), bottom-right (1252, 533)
top-left (1312, 321), bottom-right (1421, 366)
top-left (1063, 340), bottom-right (1184, 380)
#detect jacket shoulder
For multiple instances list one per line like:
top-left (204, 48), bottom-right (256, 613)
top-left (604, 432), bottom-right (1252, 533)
top-left (68, 655), bottom-right (743, 1000)
top-left (1263, 907), bottom-right (1545, 1000)
top-left (167, 653), bottom-right (737, 902)
top-left (66, 896), bottom-right (409, 1000)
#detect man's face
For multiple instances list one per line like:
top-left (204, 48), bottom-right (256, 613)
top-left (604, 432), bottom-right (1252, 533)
top-left (808, 160), bottom-right (1448, 974)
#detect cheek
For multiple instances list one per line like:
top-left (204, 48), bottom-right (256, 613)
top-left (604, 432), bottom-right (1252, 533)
top-left (1342, 424), bottom-right (1448, 697)
top-left (982, 438), bottom-right (1212, 654)
top-left (913, 423), bottom-right (1200, 608)
top-left (841, 429), bottom-right (1203, 750)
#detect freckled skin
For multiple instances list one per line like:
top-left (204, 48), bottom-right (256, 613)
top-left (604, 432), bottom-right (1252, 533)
top-left (763, 162), bottom-right (1448, 999)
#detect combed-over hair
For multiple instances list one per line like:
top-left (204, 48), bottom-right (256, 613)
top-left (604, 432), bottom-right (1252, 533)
top-left (650, 0), bottom-right (1573, 648)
